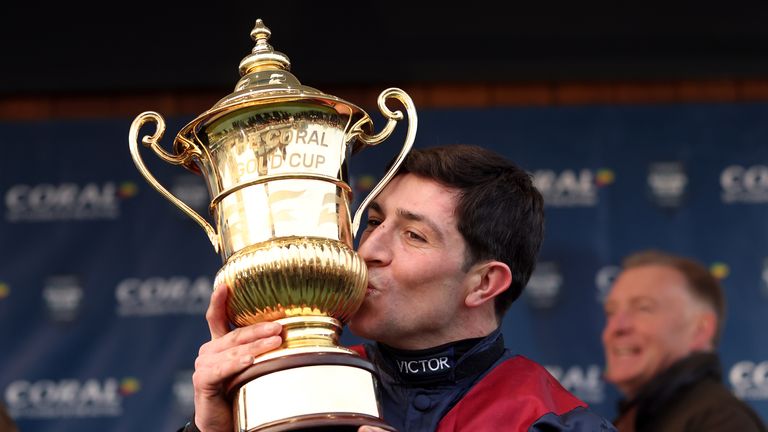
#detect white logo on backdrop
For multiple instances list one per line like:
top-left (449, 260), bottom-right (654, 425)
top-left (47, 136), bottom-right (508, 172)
top-left (533, 169), bottom-right (599, 207)
top-left (43, 275), bottom-right (83, 322)
top-left (546, 364), bottom-right (605, 404)
top-left (729, 361), bottom-right (768, 400)
top-left (115, 276), bottom-right (212, 316)
top-left (648, 161), bottom-right (687, 208)
top-left (595, 265), bottom-right (620, 303)
top-left (4, 182), bottom-right (121, 221)
top-left (721, 165), bottom-right (768, 203)
top-left (526, 261), bottom-right (563, 308)
top-left (4, 378), bottom-right (123, 418)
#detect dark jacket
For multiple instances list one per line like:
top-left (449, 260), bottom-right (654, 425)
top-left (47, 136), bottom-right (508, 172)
top-left (0, 403), bottom-right (17, 432)
top-left (358, 329), bottom-right (616, 432)
top-left (613, 352), bottom-right (766, 432)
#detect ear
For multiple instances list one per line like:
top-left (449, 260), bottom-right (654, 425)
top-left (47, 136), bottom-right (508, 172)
top-left (464, 261), bottom-right (513, 308)
top-left (691, 310), bottom-right (718, 351)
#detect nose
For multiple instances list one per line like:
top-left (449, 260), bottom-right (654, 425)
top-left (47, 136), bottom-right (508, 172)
top-left (356, 223), bottom-right (392, 267)
top-left (604, 309), bottom-right (633, 338)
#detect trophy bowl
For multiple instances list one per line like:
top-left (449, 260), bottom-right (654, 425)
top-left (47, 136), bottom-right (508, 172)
top-left (129, 19), bottom-right (416, 432)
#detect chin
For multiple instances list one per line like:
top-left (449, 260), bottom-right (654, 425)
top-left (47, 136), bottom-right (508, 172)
top-left (608, 370), bottom-right (646, 392)
top-left (348, 320), bottom-right (371, 339)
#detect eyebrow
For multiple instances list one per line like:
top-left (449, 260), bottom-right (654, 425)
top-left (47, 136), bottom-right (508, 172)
top-left (368, 201), bottom-right (445, 243)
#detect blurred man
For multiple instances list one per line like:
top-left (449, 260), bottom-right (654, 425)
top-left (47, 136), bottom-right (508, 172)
top-left (182, 145), bottom-right (616, 431)
top-left (0, 403), bottom-right (17, 432)
top-left (602, 250), bottom-right (766, 431)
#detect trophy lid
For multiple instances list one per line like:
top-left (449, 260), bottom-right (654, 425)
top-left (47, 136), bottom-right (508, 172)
top-left (175, 19), bottom-right (370, 162)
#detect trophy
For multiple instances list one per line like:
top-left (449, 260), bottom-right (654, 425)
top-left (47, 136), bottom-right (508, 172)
top-left (128, 19), bottom-right (416, 432)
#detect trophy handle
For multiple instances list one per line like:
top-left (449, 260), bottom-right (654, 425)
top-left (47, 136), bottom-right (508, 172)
top-left (129, 111), bottom-right (220, 253)
top-left (347, 88), bottom-right (417, 236)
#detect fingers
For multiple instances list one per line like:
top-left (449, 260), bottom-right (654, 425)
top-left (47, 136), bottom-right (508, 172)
top-left (199, 322), bottom-right (283, 357)
top-left (195, 286), bottom-right (285, 432)
top-left (194, 332), bottom-right (282, 392)
top-left (207, 286), bottom-right (231, 339)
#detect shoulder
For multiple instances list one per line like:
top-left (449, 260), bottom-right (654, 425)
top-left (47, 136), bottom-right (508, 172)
top-left (438, 355), bottom-right (616, 431)
top-left (349, 344), bottom-right (367, 358)
top-left (658, 378), bottom-right (767, 431)
top-left (485, 355), bottom-right (585, 410)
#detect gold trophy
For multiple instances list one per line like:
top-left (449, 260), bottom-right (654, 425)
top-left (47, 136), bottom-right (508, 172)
top-left (129, 19), bottom-right (415, 432)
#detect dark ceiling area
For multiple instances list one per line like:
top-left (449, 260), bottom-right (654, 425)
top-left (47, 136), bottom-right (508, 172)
top-left (5, 4), bottom-right (768, 96)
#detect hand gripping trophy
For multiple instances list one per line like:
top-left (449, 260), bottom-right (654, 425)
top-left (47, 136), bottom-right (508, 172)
top-left (129, 19), bottom-right (415, 432)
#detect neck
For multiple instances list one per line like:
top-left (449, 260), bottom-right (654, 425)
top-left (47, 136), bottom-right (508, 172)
top-left (377, 329), bottom-right (504, 384)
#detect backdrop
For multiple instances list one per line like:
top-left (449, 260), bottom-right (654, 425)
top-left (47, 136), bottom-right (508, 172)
top-left (2, 101), bottom-right (767, 430)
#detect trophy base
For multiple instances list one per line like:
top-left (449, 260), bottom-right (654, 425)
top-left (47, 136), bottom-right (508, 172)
top-left (229, 351), bottom-right (394, 432)
top-left (245, 413), bottom-right (392, 432)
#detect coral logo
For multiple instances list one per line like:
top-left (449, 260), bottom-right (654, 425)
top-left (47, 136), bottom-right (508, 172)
top-left (546, 364), bottom-right (605, 404)
top-left (525, 261), bottom-right (563, 309)
top-left (729, 360), bottom-right (768, 400)
top-left (721, 165), bottom-right (768, 204)
top-left (648, 161), bottom-right (687, 209)
top-left (4, 181), bottom-right (135, 221)
top-left (595, 265), bottom-right (621, 303)
top-left (115, 276), bottom-right (212, 316)
top-left (173, 370), bottom-right (194, 412)
top-left (4, 377), bottom-right (133, 418)
top-left (533, 168), bottom-right (614, 207)
top-left (170, 175), bottom-right (209, 217)
top-left (762, 258), bottom-right (768, 299)
top-left (43, 275), bottom-right (83, 323)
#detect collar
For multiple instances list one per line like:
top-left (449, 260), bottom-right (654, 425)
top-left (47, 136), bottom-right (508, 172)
top-left (617, 351), bottom-right (721, 427)
top-left (376, 328), bottom-right (505, 385)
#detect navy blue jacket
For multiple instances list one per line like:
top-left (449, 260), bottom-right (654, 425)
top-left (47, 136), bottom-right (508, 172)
top-left (355, 329), bottom-right (616, 432)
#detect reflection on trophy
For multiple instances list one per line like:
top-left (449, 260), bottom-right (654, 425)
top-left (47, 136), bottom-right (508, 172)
top-left (129, 19), bottom-right (415, 432)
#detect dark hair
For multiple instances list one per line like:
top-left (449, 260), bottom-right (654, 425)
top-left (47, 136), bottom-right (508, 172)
top-left (396, 144), bottom-right (545, 319)
top-left (622, 250), bottom-right (726, 345)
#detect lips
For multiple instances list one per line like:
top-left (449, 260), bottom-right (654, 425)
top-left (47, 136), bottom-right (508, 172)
top-left (364, 278), bottom-right (381, 297)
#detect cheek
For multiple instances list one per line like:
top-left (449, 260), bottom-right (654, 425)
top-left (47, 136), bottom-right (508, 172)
top-left (403, 268), bottom-right (462, 302)
top-left (600, 327), bottom-right (610, 345)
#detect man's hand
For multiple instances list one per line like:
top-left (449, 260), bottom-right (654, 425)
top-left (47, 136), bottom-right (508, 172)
top-left (191, 286), bottom-right (283, 432)
top-left (359, 427), bottom-right (391, 432)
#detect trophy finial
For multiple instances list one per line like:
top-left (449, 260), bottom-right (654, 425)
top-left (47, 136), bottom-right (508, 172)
top-left (238, 19), bottom-right (291, 76)
top-left (250, 19), bottom-right (271, 43)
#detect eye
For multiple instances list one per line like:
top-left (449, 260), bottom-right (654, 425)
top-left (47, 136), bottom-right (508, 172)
top-left (405, 230), bottom-right (426, 242)
top-left (364, 218), bottom-right (382, 231)
top-left (633, 301), bottom-right (656, 314)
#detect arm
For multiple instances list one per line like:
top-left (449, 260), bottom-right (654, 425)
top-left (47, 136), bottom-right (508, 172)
top-left (191, 286), bottom-right (283, 432)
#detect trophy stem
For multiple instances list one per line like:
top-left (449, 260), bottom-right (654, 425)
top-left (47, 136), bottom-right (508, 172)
top-left (278, 316), bottom-right (341, 349)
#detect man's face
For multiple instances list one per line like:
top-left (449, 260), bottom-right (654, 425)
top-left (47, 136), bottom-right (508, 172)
top-left (601, 264), bottom-right (707, 397)
top-left (348, 173), bottom-right (476, 350)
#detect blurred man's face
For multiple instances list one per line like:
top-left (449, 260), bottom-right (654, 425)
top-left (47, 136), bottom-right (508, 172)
top-left (601, 264), bottom-right (709, 398)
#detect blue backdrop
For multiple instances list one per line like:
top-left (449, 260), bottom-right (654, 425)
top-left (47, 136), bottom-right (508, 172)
top-left (2, 101), bottom-right (767, 430)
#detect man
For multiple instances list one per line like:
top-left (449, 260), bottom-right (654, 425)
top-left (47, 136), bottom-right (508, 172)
top-left (602, 250), bottom-right (766, 431)
top-left (0, 403), bottom-right (17, 432)
top-left (184, 144), bottom-right (616, 431)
